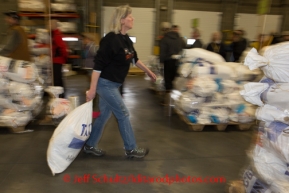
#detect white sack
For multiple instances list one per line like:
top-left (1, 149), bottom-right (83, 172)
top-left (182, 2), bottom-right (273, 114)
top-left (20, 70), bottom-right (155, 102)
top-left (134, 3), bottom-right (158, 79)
top-left (224, 62), bottom-right (261, 81)
top-left (179, 92), bottom-right (205, 113)
top-left (243, 169), bottom-right (273, 193)
top-left (178, 63), bottom-right (192, 77)
top-left (47, 101), bottom-right (92, 175)
top-left (240, 82), bottom-right (270, 106)
top-left (251, 145), bottom-right (289, 192)
top-left (9, 82), bottom-right (34, 101)
top-left (189, 77), bottom-right (218, 97)
top-left (244, 42), bottom-right (289, 83)
top-left (173, 77), bottom-right (188, 92)
top-left (49, 98), bottom-right (72, 119)
top-left (35, 28), bottom-right (49, 44)
top-left (0, 111), bottom-right (32, 127)
top-left (255, 104), bottom-right (289, 125)
top-left (0, 56), bottom-right (13, 73)
top-left (182, 48), bottom-right (225, 63)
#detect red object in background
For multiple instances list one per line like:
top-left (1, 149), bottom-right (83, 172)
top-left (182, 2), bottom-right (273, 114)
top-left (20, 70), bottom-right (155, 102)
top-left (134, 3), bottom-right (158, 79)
top-left (92, 111), bottom-right (100, 119)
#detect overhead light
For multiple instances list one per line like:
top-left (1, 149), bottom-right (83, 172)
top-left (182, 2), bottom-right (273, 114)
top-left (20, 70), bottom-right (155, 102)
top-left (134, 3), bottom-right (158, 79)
top-left (62, 37), bottom-right (79, 41)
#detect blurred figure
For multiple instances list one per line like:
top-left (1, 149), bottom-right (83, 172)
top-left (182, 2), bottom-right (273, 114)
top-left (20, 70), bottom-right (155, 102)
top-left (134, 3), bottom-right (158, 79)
top-left (188, 28), bottom-right (203, 48)
top-left (231, 30), bottom-right (247, 62)
top-left (0, 10), bottom-right (30, 61)
top-left (171, 25), bottom-right (186, 48)
top-left (81, 33), bottom-right (99, 77)
top-left (206, 31), bottom-right (226, 59)
top-left (49, 19), bottom-right (68, 98)
top-left (281, 31), bottom-right (289, 42)
top-left (160, 24), bottom-right (184, 92)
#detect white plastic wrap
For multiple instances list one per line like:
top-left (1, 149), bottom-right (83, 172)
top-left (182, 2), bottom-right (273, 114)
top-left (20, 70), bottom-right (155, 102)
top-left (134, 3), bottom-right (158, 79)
top-left (18, 0), bottom-right (45, 11)
top-left (182, 48), bottom-right (225, 63)
top-left (179, 92), bottom-right (205, 113)
top-left (178, 63), bottom-right (192, 78)
top-left (173, 77), bottom-right (188, 92)
top-left (35, 28), bottom-right (50, 44)
top-left (0, 111), bottom-right (32, 128)
top-left (51, 3), bottom-right (77, 12)
top-left (260, 121), bottom-right (289, 165)
top-left (244, 42), bottom-right (289, 83)
top-left (58, 22), bottom-right (77, 33)
top-left (8, 82), bottom-right (34, 101)
top-left (255, 104), bottom-right (289, 125)
top-left (0, 78), bottom-right (9, 93)
top-left (240, 82), bottom-right (270, 106)
top-left (0, 56), bottom-right (13, 73)
top-left (251, 145), bottom-right (289, 192)
top-left (189, 77), bottom-right (218, 97)
top-left (243, 169), bottom-right (273, 193)
top-left (49, 98), bottom-right (72, 119)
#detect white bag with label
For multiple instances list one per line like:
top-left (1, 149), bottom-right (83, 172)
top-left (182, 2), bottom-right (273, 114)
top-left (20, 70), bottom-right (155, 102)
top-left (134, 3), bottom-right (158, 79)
top-left (47, 101), bottom-right (92, 175)
top-left (244, 42), bottom-right (289, 83)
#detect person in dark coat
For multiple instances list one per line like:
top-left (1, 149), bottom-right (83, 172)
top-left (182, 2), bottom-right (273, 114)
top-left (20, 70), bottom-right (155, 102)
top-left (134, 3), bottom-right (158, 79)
top-left (188, 28), bottom-right (203, 48)
top-left (160, 25), bottom-right (184, 91)
top-left (231, 30), bottom-right (247, 62)
top-left (206, 31), bottom-right (226, 59)
top-left (0, 11), bottom-right (30, 61)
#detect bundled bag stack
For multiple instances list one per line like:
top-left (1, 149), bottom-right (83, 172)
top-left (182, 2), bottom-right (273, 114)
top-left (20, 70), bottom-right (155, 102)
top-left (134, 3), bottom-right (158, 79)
top-left (236, 42), bottom-right (289, 193)
top-left (18, 0), bottom-right (46, 12)
top-left (173, 48), bottom-right (260, 124)
top-left (0, 56), bottom-right (44, 131)
top-left (51, 0), bottom-right (77, 13)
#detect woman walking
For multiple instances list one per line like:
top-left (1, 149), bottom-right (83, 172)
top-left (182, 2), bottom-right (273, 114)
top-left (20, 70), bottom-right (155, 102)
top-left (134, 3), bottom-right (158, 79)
top-left (84, 5), bottom-right (156, 158)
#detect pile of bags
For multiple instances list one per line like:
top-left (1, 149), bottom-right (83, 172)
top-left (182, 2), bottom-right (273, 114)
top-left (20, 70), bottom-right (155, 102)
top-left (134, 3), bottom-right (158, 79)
top-left (18, 0), bottom-right (45, 12)
top-left (0, 56), bottom-right (43, 130)
top-left (237, 42), bottom-right (289, 192)
top-left (51, 0), bottom-right (77, 12)
top-left (174, 48), bottom-right (260, 124)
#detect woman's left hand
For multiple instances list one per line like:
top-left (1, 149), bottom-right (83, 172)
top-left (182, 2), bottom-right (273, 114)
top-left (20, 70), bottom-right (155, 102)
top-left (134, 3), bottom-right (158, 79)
top-left (147, 71), bottom-right (157, 82)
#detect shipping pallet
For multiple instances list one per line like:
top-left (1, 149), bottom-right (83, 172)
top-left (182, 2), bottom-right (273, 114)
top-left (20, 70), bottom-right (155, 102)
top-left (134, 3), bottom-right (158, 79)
top-left (175, 109), bottom-right (255, 132)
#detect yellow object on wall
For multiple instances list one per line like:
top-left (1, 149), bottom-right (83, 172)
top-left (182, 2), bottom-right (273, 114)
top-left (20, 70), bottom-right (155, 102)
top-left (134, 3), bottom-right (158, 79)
top-left (154, 46), bottom-right (160, 55)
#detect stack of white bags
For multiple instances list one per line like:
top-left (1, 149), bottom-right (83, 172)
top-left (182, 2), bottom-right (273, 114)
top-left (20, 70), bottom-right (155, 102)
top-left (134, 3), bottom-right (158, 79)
top-left (0, 56), bottom-right (43, 130)
top-left (174, 48), bottom-right (260, 124)
top-left (18, 0), bottom-right (45, 11)
top-left (239, 42), bottom-right (289, 193)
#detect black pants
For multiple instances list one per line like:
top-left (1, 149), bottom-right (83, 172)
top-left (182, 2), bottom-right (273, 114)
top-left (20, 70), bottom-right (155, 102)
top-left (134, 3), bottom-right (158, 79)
top-left (164, 59), bottom-right (178, 91)
top-left (53, 63), bottom-right (65, 98)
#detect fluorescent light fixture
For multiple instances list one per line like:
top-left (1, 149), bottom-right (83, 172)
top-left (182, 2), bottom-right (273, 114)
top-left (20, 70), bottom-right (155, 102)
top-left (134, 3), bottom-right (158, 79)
top-left (187, 39), bottom-right (196, 45)
top-left (129, 36), bottom-right (136, 43)
top-left (62, 37), bottom-right (79, 41)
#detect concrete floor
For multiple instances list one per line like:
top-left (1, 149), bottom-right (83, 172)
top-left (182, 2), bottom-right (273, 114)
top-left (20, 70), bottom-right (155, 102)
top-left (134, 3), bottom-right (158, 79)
top-left (0, 73), bottom-right (254, 193)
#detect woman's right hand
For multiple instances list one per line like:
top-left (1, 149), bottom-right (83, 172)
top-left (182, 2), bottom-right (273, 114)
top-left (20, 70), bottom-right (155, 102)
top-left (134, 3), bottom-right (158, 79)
top-left (86, 89), bottom-right (96, 102)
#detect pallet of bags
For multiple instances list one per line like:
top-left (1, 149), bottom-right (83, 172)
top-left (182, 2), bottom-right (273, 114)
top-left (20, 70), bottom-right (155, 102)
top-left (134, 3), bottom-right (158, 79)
top-left (51, 3), bottom-right (77, 12)
top-left (173, 49), bottom-right (258, 131)
top-left (232, 41), bottom-right (289, 193)
top-left (0, 56), bottom-right (44, 132)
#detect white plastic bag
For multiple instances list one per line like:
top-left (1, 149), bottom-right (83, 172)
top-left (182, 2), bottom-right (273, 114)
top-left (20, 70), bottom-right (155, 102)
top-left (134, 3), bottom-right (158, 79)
top-left (244, 43), bottom-right (289, 83)
top-left (47, 101), bottom-right (92, 175)
top-left (189, 77), bottom-right (218, 97)
top-left (182, 48), bottom-right (225, 63)
top-left (240, 82), bottom-right (270, 106)
top-left (255, 104), bottom-right (289, 125)
top-left (243, 169), bottom-right (273, 193)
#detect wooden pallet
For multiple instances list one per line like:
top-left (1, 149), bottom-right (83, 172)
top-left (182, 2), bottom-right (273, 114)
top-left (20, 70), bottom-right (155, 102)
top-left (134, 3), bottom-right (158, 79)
top-left (175, 109), bottom-right (255, 131)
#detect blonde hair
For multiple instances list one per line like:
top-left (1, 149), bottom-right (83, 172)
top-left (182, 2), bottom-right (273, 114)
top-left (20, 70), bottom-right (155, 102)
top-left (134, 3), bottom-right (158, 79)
top-left (109, 5), bottom-right (132, 34)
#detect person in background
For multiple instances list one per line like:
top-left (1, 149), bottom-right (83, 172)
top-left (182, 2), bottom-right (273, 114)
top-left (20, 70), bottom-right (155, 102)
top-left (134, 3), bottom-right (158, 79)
top-left (50, 19), bottom-right (68, 98)
top-left (188, 28), bottom-right (203, 48)
top-left (81, 33), bottom-right (100, 117)
top-left (81, 33), bottom-right (99, 77)
top-left (171, 25), bottom-right (186, 48)
top-left (231, 30), bottom-right (247, 62)
top-left (0, 10), bottom-right (30, 61)
top-left (85, 5), bottom-right (156, 159)
top-left (160, 24), bottom-right (185, 99)
top-left (206, 31), bottom-right (226, 59)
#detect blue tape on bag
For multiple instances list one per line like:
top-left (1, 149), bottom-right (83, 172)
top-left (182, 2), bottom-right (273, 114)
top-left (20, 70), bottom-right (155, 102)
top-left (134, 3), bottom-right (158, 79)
top-left (68, 138), bottom-right (86, 149)
top-left (267, 121), bottom-right (288, 142)
top-left (210, 115), bottom-right (220, 123)
top-left (236, 104), bottom-right (246, 114)
top-left (187, 115), bottom-right (198, 123)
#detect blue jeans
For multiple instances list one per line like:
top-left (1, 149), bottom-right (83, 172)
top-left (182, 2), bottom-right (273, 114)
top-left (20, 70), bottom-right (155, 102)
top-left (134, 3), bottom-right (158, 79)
top-left (86, 78), bottom-right (137, 150)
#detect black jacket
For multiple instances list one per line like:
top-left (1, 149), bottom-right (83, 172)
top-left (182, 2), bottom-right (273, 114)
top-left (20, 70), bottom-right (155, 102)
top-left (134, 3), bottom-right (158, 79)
top-left (160, 31), bottom-right (185, 63)
top-left (93, 32), bottom-right (138, 83)
top-left (206, 42), bottom-right (226, 60)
